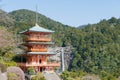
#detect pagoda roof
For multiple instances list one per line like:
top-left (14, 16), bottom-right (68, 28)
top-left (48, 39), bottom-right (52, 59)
top-left (23, 42), bottom-right (54, 45)
top-left (20, 23), bottom-right (54, 33)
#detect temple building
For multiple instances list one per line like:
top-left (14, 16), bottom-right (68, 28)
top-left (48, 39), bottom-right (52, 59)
top-left (18, 23), bottom-right (60, 72)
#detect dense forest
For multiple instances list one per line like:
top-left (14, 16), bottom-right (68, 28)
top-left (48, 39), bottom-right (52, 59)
top-left (0, 9), bottom-right (120, 80)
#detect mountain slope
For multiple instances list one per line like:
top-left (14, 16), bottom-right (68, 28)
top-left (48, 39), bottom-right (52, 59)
top-left (0, 9), bottom-right (14, 28)
top-left (9, 9), bottom-right (70, 31)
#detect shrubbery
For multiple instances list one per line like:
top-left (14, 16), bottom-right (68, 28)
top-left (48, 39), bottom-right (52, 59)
top-left (31, 72), bottom-right (45, 80)
top-left (61, 71), bottom-right (119, 80)
top-left (61, 71), bottom-right (87, 80)
top-left (8, 72), bottom-right (21, 80)
top-left (27, 67), bottom-right (35, 75)
top-left (4, 61), bottom-right (17, 68)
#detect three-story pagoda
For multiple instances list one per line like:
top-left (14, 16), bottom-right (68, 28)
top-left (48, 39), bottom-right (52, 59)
top-left (18, 23), bottom-right (60, 72)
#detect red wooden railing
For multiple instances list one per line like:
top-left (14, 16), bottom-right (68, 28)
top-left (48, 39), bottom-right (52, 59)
top-left (28, 48), bottom-right (48, 52)
top-left (25, 37), bottom-right (51, 42)
top-left (18, 62), bottom-right (60, 67)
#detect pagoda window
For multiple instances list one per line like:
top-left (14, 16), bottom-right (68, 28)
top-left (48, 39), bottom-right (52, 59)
top-left (36, 45), bottom-right (39, 48)
top-left (41, 45), bottom-right (43, 48)
top-left (35, 45), bottom-right (37, 49)
top-left (39, 55), bottom-right (42, 58)
top-left (36, 35), bottom-right (39, 39)
top-left (39, 59), bottom-right (41, 63)
top-left (30, 33), bottom-right (34, 37)
top-left (39, 45), bottom-right (41, 48)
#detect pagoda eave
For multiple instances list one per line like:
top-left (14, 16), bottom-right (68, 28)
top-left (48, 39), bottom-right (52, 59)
top-left (22, 42), bottom-right (54, 45)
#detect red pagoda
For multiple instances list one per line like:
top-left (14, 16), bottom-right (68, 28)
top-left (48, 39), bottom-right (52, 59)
top-left (18, 23), bottom-right (60, 72)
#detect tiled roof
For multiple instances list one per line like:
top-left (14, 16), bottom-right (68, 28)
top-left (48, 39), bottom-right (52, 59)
top-left (20, 23), bottom-right (54, 33)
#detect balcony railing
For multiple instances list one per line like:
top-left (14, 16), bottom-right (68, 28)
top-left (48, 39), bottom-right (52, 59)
top-left (18, 62), bottom-right (60, 67)
top-left (25, 37), bottom-right (51, 42)
top-left (28, 48), bottom-right (48, 52)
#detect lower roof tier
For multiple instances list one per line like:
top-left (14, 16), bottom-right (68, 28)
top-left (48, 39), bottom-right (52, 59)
top-left (22, 42), bottom-right (54, 45)
top-left (26, 52), bottom-right (56, 55)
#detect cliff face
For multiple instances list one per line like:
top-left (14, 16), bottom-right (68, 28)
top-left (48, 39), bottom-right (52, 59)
top-left (48, 46), bottom-right (73, 70)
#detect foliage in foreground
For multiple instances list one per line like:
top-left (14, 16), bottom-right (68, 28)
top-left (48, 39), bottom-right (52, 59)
top-left (61, 71), bottom-right (118, 80)
top-left (31, 72), bottom-right (45, 80)
top-left (27, 67), bottom-right (36, 75)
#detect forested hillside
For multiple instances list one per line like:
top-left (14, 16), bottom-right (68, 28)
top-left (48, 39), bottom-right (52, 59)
top-left (0, 9), bottom-right (120, 79)
top-left (61, 18), bottom-right (120, 80)
top-left (0, 9), bottom-right (14, 28)
top-left (8, 9), bottom-right (73, 46)
top-left (68, 18), bottom-right (120, 79)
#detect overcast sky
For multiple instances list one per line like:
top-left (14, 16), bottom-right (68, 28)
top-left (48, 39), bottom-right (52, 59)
top-left (0, 0), bottom-right (120, 27)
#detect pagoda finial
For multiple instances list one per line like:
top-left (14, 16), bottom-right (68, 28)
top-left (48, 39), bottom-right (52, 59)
top-left (35, 23), bottom-right (39, 26)
top-left (35, 5), bottom-right (38, 25)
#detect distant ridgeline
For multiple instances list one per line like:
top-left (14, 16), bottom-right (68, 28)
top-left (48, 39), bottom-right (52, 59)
top-left (1, 9), bottom-right (120, 78)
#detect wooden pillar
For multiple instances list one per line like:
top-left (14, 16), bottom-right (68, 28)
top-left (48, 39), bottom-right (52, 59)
top-left (35, 55), bottom-right (36, 62)
top-left (37, 55), bottom-right (39, 64)
top-left (38, 67), bottom-right (39, 72)
top-left (45, 54), bottom-right (47, 63)
top-left (48, 67), bottom-right (49, 71)
top-left (32, 56), bottom-right (33, 63)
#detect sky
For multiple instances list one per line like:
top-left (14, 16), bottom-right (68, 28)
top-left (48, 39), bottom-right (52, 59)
top-left (0, 0), bottom-right (120, 27)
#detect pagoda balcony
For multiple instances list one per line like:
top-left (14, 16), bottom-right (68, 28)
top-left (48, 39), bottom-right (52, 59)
top-left (27, 51), bottom-right (56, 55)
top-left (18, 62), bottom-right (60, 67)
top-left (28, 48), bottom-right (48, 52)
top-left (25, 37), bottom-right (51, 42)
